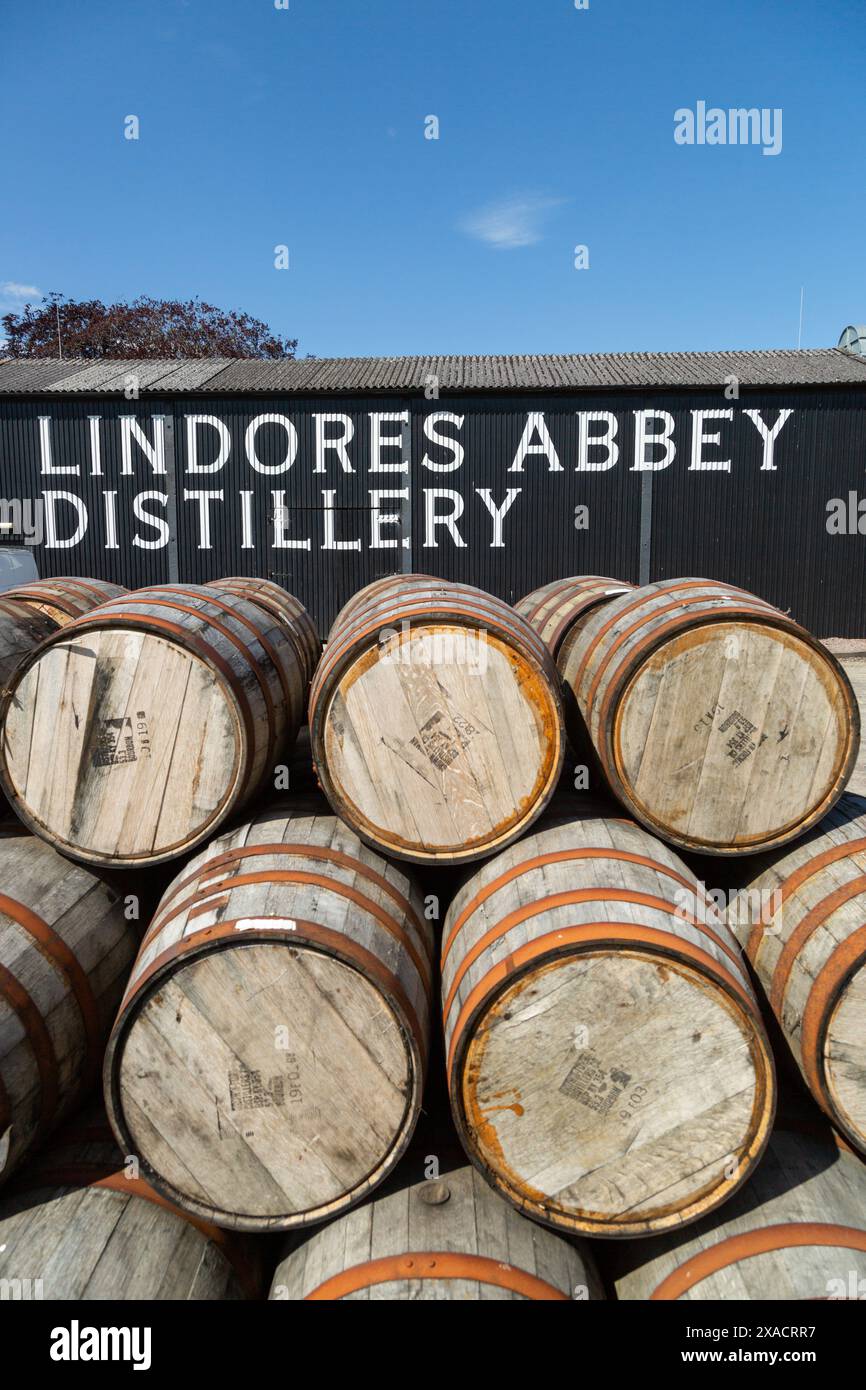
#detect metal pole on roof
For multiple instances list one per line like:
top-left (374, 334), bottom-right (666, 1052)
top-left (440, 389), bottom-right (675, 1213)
top-left (56, 300), bottom-right (62, 359)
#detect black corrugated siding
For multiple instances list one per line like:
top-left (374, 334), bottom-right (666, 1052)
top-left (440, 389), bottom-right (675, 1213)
top-left (1, 386), bottom-right (864, 635)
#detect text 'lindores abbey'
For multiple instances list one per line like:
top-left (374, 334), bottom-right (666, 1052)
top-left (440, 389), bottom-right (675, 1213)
top-left (26, 405), bottom-right (793, 551)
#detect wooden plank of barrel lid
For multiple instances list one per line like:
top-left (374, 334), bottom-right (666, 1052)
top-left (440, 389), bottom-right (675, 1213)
top-left (0, 1107), bottom-right (259, 1299)
top-left (559, 578), bottom-right (859, 856)
top-left (310, 574), bottom-right (566, 866)
top-left (0, 584), bottom-right (306, 867)
top-left (271, 1164), bottom-right (603, 1300)
top-left (442, 812), bottom-right (776, 1238)
top-left (515, 575), bottom-right (634, 660)
top-left (1, 578), bottom-right (126, 626)
top-left (206, 577), bottom-right (321, 689)
top-left (103, 805), bottom-right (433, 1232)
top-left (611, 1128), bottom-right (866, 1299)
top-left (728, 792), bottom-right (866, 1156)
top-left (0, 826), bottom-right (138, 1188)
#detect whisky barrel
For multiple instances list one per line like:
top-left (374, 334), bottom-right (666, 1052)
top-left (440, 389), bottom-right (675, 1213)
top-left (0, 826), bottom-right (138, 1188)
top-left (270, 1165), bottom-right (602, 1300)
top-left (310, 574), bottom-right (566, 866)
top-left (328, 572), bottom-right (436, 636)
top-left (612, 1128), bottom-right (866, 1299)
top-left (0, 596), bottom-right (57, 687)
top-left (0, 1108), bottom-right (259, 1299)
top-left (0, 584), bottom-right (307, 866)
top-left (729, 793), bottom-right (866, 1156)
top-left (1, 577), bottom-right (126, 625)
top-left (103, 805), bottom-right (433, 1232)
top-left (515, 575), bottom-right (634, 660)
top-left (443, 812), bottom-right (776, 1238)
top-left (206, 577), bottom-right (321, 688)
top-left (559, 578), bottom-right (859, 856)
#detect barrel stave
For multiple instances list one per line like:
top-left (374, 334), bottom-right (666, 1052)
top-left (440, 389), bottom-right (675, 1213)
top-left (206, 577), bottom-right (321, 689)
top-left (0, 829), bottom-right (138, 1186)
top-left (271, 1165), bottom-right (600, 1300)
top-left (730, 793), bottom-right (866, 1153)
top-left (612, 1129), bottom-right (866, 1300)
top-left (0, 1116), bottom-right (252, 1298)
top-left (1, 577), bottom-right (126, 625)
top-left (516, 575), bottom-right (634, 658)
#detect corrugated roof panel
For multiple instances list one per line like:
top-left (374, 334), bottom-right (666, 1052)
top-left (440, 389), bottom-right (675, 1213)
top-left (1, 348), bottom-right (865, 395)
top-left (0, 358), bottom-right (89, 391)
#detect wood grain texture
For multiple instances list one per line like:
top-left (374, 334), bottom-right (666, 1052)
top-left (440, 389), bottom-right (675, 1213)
top-left (104, 804), bottom-right (434, 1231)
top-left (206, 577), bottom-right (321, 690)
top-left (0, 584), bottom-right (306, 866)
top-left (611, 1128), bottom-right (866, 1300)
top-left (515, 575), bottom-right (633, 659)
top-left (0, 1108), bottom-right (255, 1299)
top-left (443, 811), bottom-right (775, 1238)
top-left (560, 579), bottom-right (859, 855)
top-left (310, 575), bottom-right (566, 865)
top-left (270, 1164), bottom-right (602, 1300)
top-left (0, 825), bottom-right (138, 1188)
top-left (0, 598), bottom-right (57, 689)
top-left (1, 578), bottom-right (126, 626)
top-left (728, 792), bottom-right (866, 1155)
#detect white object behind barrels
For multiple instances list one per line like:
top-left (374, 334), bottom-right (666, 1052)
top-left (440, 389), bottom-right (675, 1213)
top-left (729, 793), bottom-right (866, 1155)
top-left (104, 805), bottom-right (433, 1231)
top-left (271, 1165), bottom-right (602, 1300)
top-left (443, 812), bottom-right (776, 1238)
top-left (310, 574), bottom-right (566, 866)
top-left (0, 826), bottom-right (138, 1187)
top-left (560, 578), bottom-right (859, 856)
top-left (612, 1128), bottom-right (866, 1300)
top-left (0, 583), bottom-right (307, 866)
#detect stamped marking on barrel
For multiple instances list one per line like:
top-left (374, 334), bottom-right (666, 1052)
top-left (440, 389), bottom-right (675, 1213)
top-left (227, 1067), bottom-right (288, 1112)
top-left (559, 1051), bottom-right (631, 1115)
top-left (92, 716), bottom-right (142, 768)
top-left (717, 709), bottom-right (767, 767)
top-left (409, 710), bottom-right (480, 771)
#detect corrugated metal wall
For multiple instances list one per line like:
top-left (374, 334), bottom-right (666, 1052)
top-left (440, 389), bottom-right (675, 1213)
top-left (1, 386), bottom-right (864, 636)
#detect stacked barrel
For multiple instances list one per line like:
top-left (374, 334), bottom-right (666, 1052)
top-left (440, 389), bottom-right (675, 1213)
top-left (103, 805), bottom-right (434, 1231)
top-left (0, 1106), bottom-right (261, 1299)
top-left (1, 564), bottom-right (865, 1304)
top-left (0, 579), bottom-right (317, 866)
top-left (442, 813), bottom-right (775, 1238)
top-left (309, 575), bottom-right (566, 865)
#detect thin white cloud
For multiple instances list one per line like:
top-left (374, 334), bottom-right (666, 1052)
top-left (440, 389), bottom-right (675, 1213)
top-left (1, 282), bottom-right (41, 299)
top-left (460, 195), bottom-right (565, 250)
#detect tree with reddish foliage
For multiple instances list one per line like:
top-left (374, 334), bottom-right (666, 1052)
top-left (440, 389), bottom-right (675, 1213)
top-left (1, 292), bottom-right (298, 359)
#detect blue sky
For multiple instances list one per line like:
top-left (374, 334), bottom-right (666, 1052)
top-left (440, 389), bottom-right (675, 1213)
top-left (1, 0), bottom-right (864, 357)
